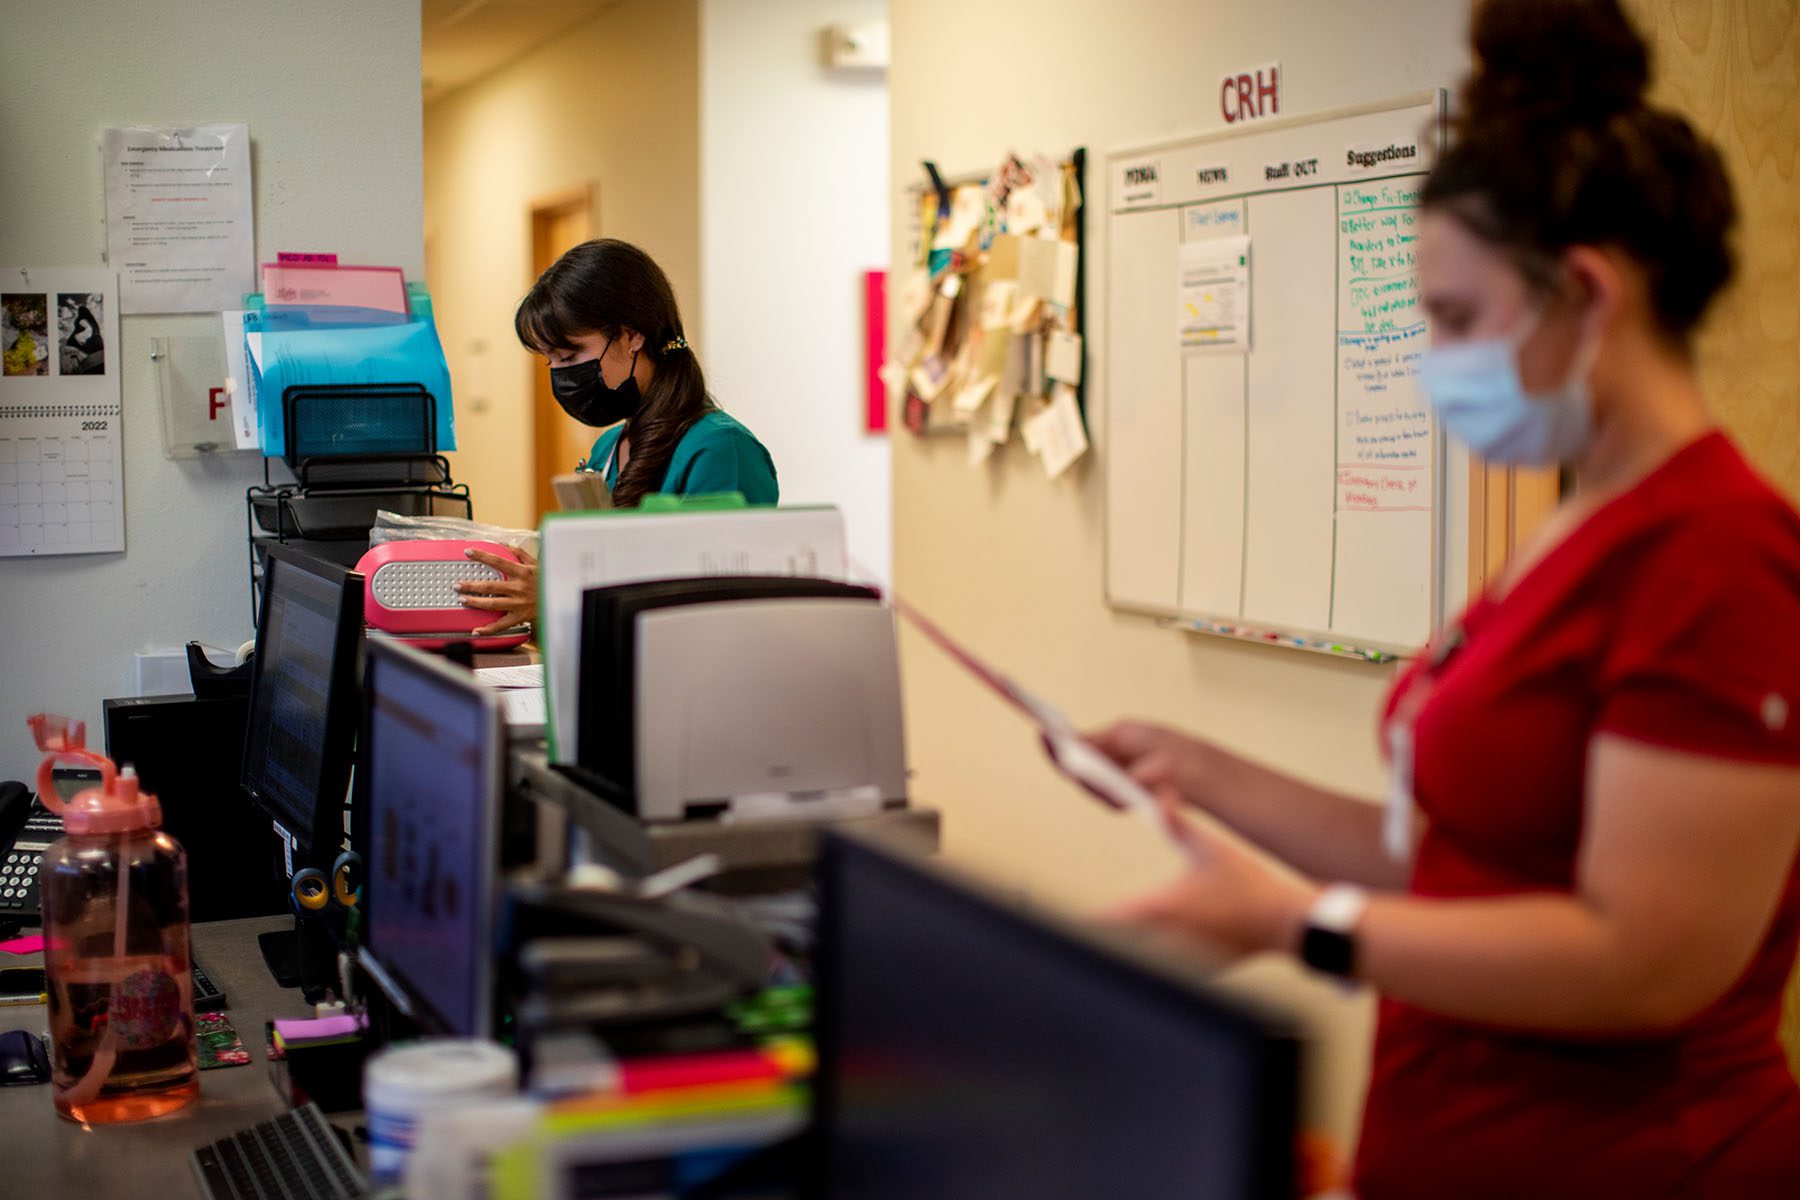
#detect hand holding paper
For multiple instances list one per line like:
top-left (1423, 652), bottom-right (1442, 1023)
top-left (891, 598), bottom-right (1197, 859)
top-left (1041, 729), bottom-right (1162, 816)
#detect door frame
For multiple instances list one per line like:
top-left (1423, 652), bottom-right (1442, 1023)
top-left (1467, 460), bottom-right (1563, 596)
top-left (528, 183), bottom-right (597, 523)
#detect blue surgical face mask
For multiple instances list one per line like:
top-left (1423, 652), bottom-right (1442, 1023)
top-left (1417, 311), bottom-right (1596, 467)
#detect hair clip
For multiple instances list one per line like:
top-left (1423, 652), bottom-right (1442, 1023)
top-left (663, 337), bottom-right (689, 353)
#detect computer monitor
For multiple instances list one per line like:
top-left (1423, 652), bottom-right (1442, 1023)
top-left (358, 636), bottom-right (504, 1037)
top-left (240, 545), bottom-right (365, 861)
top-left (105, 694), bottom-right (288, 922)
top-left (811, 832), bottom-right (1300, 1200)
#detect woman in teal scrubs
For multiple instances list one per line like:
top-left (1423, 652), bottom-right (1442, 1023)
top-left (458, 238), bottom-right (778, 634)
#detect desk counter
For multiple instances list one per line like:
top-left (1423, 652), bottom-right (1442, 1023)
top-left (0, 916), bottom-right (311, 1193)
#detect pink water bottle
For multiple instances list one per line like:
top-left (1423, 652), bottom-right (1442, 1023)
top-left (30, 714), bottom-right (197, 1123)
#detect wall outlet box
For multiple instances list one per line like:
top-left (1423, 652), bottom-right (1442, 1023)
top-left (820, 22), bottom-right (888, 73)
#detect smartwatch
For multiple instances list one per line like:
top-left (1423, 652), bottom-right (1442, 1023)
top-left (1300, 884), bottom-right (1368, 978)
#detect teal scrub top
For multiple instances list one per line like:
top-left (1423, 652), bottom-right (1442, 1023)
top-left (584, 410), bottom-right (779, 506)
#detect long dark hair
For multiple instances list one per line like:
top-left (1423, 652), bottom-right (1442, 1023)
top-left (1422, 0), bottom-right (1736, 345)
top-left (515, 239), bottom-right (713, 507)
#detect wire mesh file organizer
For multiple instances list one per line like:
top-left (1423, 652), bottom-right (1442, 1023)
top-left (246, 384), bottom-right (471, 623)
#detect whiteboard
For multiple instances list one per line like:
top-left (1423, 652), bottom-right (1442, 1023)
top-left (1104, 93), bottom-right (1447, 656)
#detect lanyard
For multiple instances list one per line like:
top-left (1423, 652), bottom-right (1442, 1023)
top-left (577, 438), bottom-right (621, 484)
top-left (1382, 625), bottom-right (1466, 861)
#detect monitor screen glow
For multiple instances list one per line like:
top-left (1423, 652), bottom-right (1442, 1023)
top-left (241, 551), bottom-right (360, 852)
top-left (362, 643), bottom-right (498, 1037)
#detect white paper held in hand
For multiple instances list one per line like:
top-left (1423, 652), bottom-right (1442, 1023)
top-left (1041, 727), bottom-right (1162, 817)
top-left (891, 598), bottom-right (1195, 858)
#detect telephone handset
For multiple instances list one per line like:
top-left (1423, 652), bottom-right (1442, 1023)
top-left (0, 783), bottom-right (29, 848)
top-left (0, 772), bottom-right (80, 932)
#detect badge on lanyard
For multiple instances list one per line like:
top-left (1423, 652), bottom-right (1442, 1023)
top-left (1382, 626), bottom-right (1465, 862)
top-left (1384, 720), bottom-right (1415, 861)
top-left (569, 441), bottom-right (619, 508)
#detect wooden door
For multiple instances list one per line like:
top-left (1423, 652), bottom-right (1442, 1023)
top-left (1468, 462), bottom-right (1563, 597)
top-left (1468, 460), bottom-right (1569, 597)
top-left (530, 190), bottom-right (595, 523)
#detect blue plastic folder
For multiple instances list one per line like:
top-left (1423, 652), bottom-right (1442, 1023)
top-left (245, 307), bottom-right (456, 457)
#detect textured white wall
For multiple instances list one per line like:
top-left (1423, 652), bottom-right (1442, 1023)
top-left (700, 0), bottom-right (892, 582)
top-left (0, 0), bottom-right (423, 778)
top-left (889, 0), bottom-right (1468, 1145)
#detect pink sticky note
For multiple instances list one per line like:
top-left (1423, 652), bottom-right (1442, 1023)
top-left (0, 935), bottom-right (48, 955)
top-left (273, 1013), bottom-right (367, 1043)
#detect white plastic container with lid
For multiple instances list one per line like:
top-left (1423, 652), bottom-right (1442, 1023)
top-left (364, 1039), bottom-right (518, 1183)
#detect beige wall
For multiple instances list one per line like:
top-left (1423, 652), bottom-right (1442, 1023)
top-left (423, 0), bottom-right (701, 531)
top-left (888, 0), bottom-right (1468, 1144)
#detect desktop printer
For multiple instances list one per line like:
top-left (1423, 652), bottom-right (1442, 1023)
top-left (577, 579), bottom-right (908, 824)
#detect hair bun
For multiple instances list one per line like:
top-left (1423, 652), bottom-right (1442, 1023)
top-left (1463, 0), bottom-right (1650, 128)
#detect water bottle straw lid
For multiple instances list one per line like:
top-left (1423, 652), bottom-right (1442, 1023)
top-left (28, 714), bottom-right (162, 833)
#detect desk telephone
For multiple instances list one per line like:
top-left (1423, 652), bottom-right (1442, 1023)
top-left (0, 771), bottom-right (85, 931)
top-left (0, 780), bottom-right (65, 928)
top-left (0, 772), bottom-right (227, 1011)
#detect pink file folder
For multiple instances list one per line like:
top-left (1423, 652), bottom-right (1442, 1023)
top-left (261, 262), bottom-right (407, 313)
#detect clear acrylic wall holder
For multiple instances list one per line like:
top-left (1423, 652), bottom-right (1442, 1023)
top-left (149, 335), bottom-right (257, 460)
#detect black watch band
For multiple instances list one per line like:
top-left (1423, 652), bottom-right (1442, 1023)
top-left (1299, 885), bottom-right (1367, 979)
top-left (1301, 923), bottom-right (1357, 977)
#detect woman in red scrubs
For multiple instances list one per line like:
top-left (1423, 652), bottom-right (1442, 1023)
top-left (1095, 2), bottom-right (1800, 1195)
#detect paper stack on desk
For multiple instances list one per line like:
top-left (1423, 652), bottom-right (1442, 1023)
top-left (475, 664), bottom-right (547, 735)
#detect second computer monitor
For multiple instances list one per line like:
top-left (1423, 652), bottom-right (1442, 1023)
top-left (359, 636), bottom-right (504, 1038)
top-left (240, 545), bottom-right (365, 862)
top-left (811, 831), bottom-right (1300, 1200)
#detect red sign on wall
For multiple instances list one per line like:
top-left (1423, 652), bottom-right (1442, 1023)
top-left (1221, 62), bottom-right (1281, 125)
top-left (864, 269), bottom-right (887, 434)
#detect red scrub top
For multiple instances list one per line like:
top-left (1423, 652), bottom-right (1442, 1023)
top-left (1355, 432), bottom-right (1800, 1199)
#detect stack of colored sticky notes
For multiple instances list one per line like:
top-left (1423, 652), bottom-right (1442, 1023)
top-left (489, 1040), bottom-right (813, 1200)
top-left (270, 1012), bottom-right (366, 1055)
top-left (611, 1038), bottom-right (813, 1097)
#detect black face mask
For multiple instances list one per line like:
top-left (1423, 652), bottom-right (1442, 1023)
top-left (549, 341), bottom-right (640, 427)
